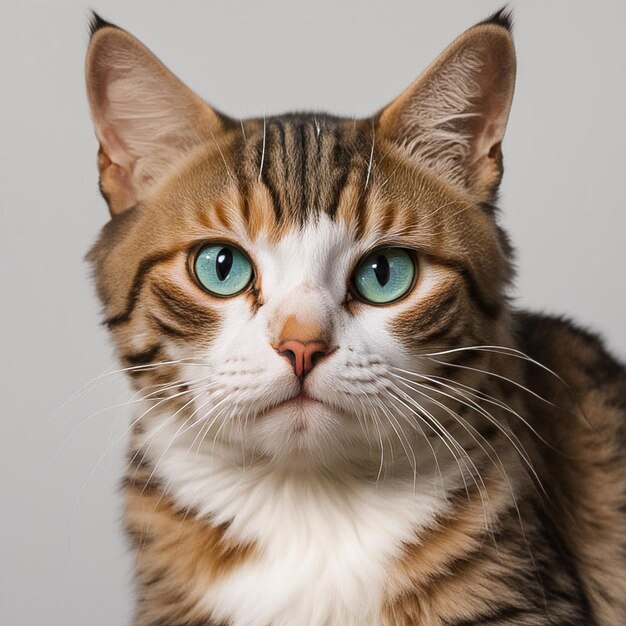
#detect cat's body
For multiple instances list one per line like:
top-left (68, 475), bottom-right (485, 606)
top-left (85, 11), bottom-right (625, 626)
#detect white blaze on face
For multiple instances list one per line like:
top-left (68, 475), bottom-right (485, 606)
top-left (258, 217), bottom-right (353, 322)
top-left (167, 214), bottom-right (449, 466)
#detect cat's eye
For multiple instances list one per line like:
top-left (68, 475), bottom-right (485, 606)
top-left (193, 243), bottom-right (253, 297)
top-left (352, 247), bottom-right (416, 304)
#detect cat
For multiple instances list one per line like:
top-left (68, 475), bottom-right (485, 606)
top-left (85, 9), bottom-right (625, 626)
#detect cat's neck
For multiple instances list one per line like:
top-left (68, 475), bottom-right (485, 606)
top-left (132, 404), bottom-right (468, 532)
top-left (127, 401), bottom-right (525, 626)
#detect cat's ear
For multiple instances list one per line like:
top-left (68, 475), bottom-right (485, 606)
top-left (377, 10), bottom-right (516, 200)
top-left (85, 15), bottom-right (225, 215)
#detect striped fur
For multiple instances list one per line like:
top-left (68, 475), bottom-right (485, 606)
top-left (85, 9), bottom-right (625, 626)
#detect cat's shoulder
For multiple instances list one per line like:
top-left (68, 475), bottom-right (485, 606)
top-left (515, 310), bottom-right (626, 389)
top-left (515, 310), bottom-right (626, 625)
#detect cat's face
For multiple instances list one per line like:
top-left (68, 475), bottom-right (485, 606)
top-left (86, 15), bottom-right (515, 468)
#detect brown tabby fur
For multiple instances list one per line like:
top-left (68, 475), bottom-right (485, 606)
top-left (85, 9), bottom-right (625, 626)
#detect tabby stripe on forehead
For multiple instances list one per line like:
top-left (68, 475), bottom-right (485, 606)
top-left (212, 199), bottom-right (233, 230)
top-left (320, 125), bottom-right (356, 219)
top-left (353, 183), bottom-right (372, 240)
top-left (240, 191), bottom-right (250, 225)
top-left (259, 121), bottom-right (285, 223)
top-left (277, 120), bottom-right (292, 218)
top-left (325, 140), bottom-right (353, 220)
top-left (305, 122), bottom-right (321, 214)
top-left (293, 123), bottom-right (305, 219)
top-left (104, 249), bottom-right (181, 327)
top-left (263, 119), bottom-right (353, 221)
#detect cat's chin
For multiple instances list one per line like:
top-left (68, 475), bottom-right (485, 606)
top-left (269, 389), bottom-right (322, 415)
top-left (247, 393), bottom-right (354, 465)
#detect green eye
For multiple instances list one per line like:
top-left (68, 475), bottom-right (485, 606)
top-left (353, 247), bottom-right (416, 304)
top-left (193, 244), bottom-right (253, 297)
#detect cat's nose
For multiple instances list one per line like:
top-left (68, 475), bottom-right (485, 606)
top-left (276, 340), bottom-right (329, 379)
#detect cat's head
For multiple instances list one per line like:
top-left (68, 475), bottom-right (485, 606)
top-left (86, 11), bottom-right (516, 469)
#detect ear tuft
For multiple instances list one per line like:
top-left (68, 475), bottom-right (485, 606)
top-left (88, 11), bottom-right (118, 38)
top-left (480, 6), bottom-right (513, 33)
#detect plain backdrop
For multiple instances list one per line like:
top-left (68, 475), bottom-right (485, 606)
top-left (1, 1), bottom-right (624, 624)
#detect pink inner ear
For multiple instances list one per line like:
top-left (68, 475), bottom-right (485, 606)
top-left (86, 26), bottom-right (224, 214)
top-left (487, 141), bottom-right (501, 160)
top-left (100, 122), bottom-right (135, 170)
top-left (470, 117), bottom-right (506, 166)
top-left (466, 37), bottom-right (515, 166)
top-left (376, 22), bottom-right (515, 197)
top-left (97, 145), bottom-right (138, 215)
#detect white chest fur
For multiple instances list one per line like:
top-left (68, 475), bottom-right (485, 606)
top-left (140, 417), bottom-right (448, 626)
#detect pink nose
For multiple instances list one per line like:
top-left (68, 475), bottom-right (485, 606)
top-left (276, 340), bottom-right (329, 379)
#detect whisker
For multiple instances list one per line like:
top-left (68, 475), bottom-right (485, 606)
top-left (150, 399), bottom-right (234, 520)
top-left (48, 378), bottom-right (209, 470)
top-left (384, 388), bottom-right (476, 504)
top-left (45, 358), bottom-right (207, 425)
top-left (69, 383), bottom-right (210, 541)
top-left (104, 381), bottom-right (216, 476)
top-left (208, 125), bottom-right (237, 183)
top-left (356, 393), bottom-right (386, 482)
top-left (391, 373), bottom-right (546, 497)
top-left (413, 370), bottom-right (561, 455)
top-left (417, 344), bottom-right (589, 423)
top-left (133, 391), bottom-right (220, 501)
top-left (393, 376), bottom-right (521, 490)
top-left (386, 384), bottom-right (495, 526)
top-left (423, 357), bottom-right (559, 409)
top-left (392, 370), bottom-right (536, 458)
top-left (258, 115), bottom-right (267, 182)
top-left (419, 344), bottom-right (570, 392)
top-left (344, 391), bottom-right (375, 462)
top-left (387, 394), bottom-right (446, 500)
top-left (371, 394), bottom-right (418, 484)
top-left (393, 374), bottom-right (546, 582)
top-left (364, 121), bottom-right (375, 190)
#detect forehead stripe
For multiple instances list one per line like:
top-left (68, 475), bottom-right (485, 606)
top-left (241, 116), bottom-right (365, 228)
top-left (259, 122), bottom-right (285, 223)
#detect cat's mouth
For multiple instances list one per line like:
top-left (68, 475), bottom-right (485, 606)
top-left (258, 389), bottom-right (327, 418)
top-left (276, 390), bottom-right (322, 410)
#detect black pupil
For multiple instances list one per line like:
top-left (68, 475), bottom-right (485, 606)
top-left (215, 248), bottom-right (233, 281)
top-left (372, 254), bottom-right (390, 286)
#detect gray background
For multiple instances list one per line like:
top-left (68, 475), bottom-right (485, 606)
top-left (1, 1), bottom-right (624, 624)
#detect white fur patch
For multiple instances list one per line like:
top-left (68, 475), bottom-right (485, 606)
top-left (140, 416), bottom-right (451, 626)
